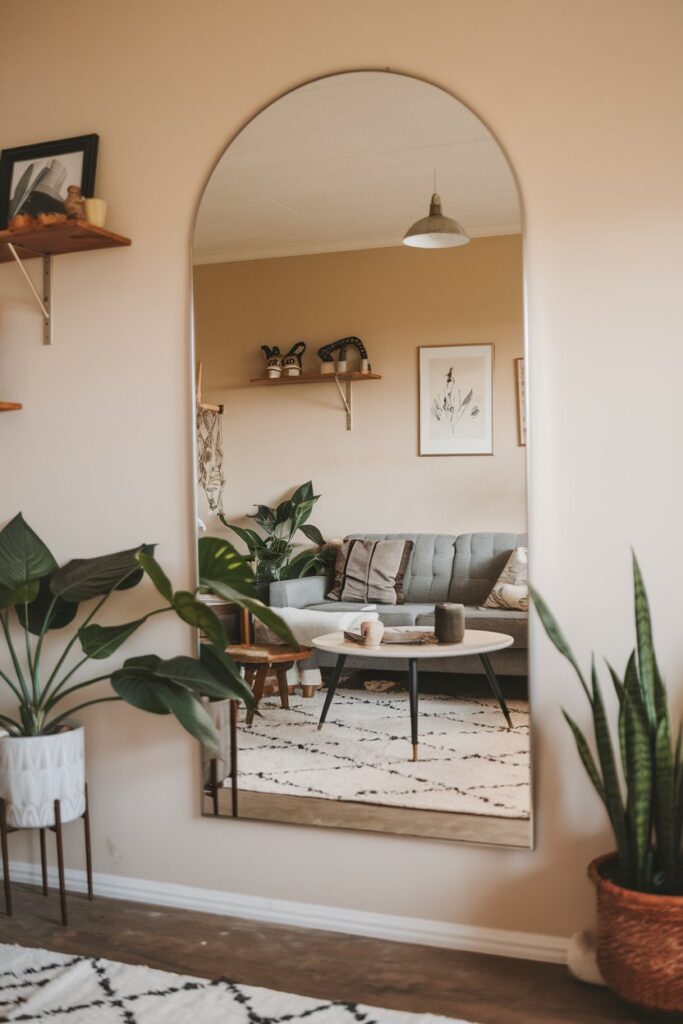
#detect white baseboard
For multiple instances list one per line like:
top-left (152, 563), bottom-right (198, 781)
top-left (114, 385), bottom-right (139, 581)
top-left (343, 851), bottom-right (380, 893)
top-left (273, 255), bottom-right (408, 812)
top-left (8, 860), bottom-right (568, 965)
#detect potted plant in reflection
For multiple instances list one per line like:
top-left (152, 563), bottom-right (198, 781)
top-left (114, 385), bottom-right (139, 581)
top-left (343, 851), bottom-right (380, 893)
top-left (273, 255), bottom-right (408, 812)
top-left (0, 514), bottom-right (294, 832)
top-left (219, 480), bottom-right (331, 600)
top-left (531, 555), bottom-right (682, 1015)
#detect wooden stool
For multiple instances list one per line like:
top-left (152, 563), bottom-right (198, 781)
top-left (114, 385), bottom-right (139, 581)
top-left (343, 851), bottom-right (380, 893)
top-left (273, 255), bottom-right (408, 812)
top-left (226, 644), bottom-right (313, 709)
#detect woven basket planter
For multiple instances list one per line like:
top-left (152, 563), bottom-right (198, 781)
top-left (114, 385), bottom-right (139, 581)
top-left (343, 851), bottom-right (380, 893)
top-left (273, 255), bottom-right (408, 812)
top-left (589, 854), bottom-right (683, 1015)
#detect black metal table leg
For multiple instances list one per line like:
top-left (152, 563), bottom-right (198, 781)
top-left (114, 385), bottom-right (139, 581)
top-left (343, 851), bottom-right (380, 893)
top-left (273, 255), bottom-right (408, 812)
top-left (479, 653), bottom-right (513, 729)
top-left (83, 785), bottom-right (93, 901)
top-left (230, 699), bottom-right (239, 818)
top-left (53, 800), bottom-right (67, 926)
top-left (408, 658), bottom-right (419, 761)
top-left (317, 654), bottom-right (347, 729)
top-left (39, 828), bottom-right (48, 896)
top-left (0, 798), bottom-right (11, 917)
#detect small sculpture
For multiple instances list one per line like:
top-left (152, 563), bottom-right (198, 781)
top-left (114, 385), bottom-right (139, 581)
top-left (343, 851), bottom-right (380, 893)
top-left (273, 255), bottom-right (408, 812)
top-left (261, 345), bottom-right (282, 378)
top-left (317, 336), bottom-right (369, 375)
top-left (64, 185), bottom-right (85, 220)
top-left (282, 341), bottom-right (306, 376)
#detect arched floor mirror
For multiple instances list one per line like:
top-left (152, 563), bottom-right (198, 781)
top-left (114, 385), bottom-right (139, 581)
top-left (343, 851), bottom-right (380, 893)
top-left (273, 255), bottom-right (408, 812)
top-left (192, 71), bottom-right (531, 848)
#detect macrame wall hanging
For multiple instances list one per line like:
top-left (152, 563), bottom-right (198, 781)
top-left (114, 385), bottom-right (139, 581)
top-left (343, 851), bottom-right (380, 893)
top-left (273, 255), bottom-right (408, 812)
top-left (195, 362), bottom-right (225, 514)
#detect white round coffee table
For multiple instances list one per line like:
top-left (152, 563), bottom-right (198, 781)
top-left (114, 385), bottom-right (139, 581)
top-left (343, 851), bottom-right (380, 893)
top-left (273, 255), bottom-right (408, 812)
top-left (312, 627), bottom-right (514, 761)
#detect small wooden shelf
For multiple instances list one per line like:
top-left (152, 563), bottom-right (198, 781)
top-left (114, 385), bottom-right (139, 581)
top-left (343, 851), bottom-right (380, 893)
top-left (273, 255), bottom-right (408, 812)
top-left (0, 220), bottom-right (131, 263)
top-left (0, 402), bottom-right (22, 412)
top-left (249, 371), bottom-right (381, 386)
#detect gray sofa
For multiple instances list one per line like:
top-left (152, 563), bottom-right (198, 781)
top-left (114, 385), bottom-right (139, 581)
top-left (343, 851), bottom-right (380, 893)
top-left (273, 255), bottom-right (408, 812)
top-left (270, 532), bottom-right (527, 676)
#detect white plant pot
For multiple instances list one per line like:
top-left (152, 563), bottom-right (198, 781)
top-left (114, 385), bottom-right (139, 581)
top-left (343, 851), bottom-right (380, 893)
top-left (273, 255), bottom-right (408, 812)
top-left (0, 725), bottom-right (86, 828)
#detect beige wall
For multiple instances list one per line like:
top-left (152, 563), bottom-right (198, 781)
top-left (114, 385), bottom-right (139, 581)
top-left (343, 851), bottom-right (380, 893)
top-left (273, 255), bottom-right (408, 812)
top-left (1, 0), bottom-right (683, 940)
top-left (194, 238), bottom-right (525, 537)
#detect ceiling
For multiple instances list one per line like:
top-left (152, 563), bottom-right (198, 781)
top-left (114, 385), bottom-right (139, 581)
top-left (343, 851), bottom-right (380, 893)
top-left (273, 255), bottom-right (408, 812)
top-left (193, 72), bottom-right (521, 265)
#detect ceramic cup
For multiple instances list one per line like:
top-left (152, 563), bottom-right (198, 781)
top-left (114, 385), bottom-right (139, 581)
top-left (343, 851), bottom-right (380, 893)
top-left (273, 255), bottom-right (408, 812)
top-left (360, 620), bottom-right (384, 647)
top-left (83, 198), bottom-right (107, 227)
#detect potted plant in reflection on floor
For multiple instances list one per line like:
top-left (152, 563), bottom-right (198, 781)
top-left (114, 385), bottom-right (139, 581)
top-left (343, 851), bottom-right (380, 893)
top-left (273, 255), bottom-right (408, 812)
top-left (219, 481), bottom-right (331, 598)
top-left (531, 555), bottom-right (683, 1015)
top-left (0, 513), bottom-right (294, 830)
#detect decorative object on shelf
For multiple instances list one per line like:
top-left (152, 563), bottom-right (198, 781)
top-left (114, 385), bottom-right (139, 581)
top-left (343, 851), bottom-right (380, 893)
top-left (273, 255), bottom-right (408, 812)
top-left (531, 555), bottom-right (683, 1015)
top-left (219, 480), bottom-right (328, 592)
top-left (317, 336), bottom-right (368, 375)
top-left (8, 213), bottom-right (36, 231)
top-left (0, 134), bottom-right (99, 228)
top-left (83, 197), bottom-right (107, 227)
top-left (434, 602), bottom-right (465, 643)
top-left (37, 212), bottom-right (67, 227)
top-left (260, 344), bottom-right (282, 378)
top-left (360, 619), bottom-right (384, 647)
top-left (64, 185), bottom-right (85, 220)
top-left (195, 362), bottom-right (225, 514)
top-left (419, 344), bottom-right (494, 456)
top-left (403, 190), bottom-right (469, 249)
top-left (515, 356), bottom-right (526, 446)
top-left (282, 340), bottom-right (306, 376)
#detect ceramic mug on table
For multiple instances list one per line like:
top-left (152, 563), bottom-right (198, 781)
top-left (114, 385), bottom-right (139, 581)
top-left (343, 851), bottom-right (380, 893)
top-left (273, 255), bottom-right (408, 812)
top-left (360, 620), bottom-right (384, 647)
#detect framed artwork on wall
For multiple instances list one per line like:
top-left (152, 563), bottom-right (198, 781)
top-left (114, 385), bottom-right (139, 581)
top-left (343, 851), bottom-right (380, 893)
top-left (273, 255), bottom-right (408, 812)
top-left (0, 134), bottom-right (99, 228)
top-left (418, 343), bottom-right (494, 456)
top-left (515, 356), bottom-right (526, 446)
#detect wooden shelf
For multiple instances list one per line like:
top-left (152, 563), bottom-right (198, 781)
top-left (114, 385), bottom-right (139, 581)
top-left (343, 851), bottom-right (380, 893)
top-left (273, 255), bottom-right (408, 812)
top-left (249, 371), bottom-right (381, 385)
top-left (0, 402), bottom-right (22, 412)
top-left (0, 220), bottom-right (131, 262)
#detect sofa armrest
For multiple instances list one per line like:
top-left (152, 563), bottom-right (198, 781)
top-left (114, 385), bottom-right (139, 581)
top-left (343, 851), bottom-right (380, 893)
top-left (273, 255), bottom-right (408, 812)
top-left (269, 575), bottom-right (328, 608)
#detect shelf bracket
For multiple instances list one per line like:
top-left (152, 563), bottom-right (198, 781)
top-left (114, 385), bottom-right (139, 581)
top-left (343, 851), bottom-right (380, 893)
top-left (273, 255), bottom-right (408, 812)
top-left (334, 375), bottom-right (353, 430)
top-left (7, 243), bottom-right (52, 345)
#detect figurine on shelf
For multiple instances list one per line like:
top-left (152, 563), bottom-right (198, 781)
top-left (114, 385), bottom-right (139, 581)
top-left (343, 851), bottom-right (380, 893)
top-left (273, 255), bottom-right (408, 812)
top-left (261, 345), bottom-right (282, 378)
top-left (64, 185), bottom-right (85, 220)
top-left (317, 336), bottom-right (369, 375)
top-left (282, 341), bottom-right (306, 376)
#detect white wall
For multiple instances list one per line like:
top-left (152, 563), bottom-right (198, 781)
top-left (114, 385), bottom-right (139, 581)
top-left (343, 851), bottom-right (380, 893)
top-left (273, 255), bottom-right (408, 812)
top-left (1, 0), bottom-right (682, 939)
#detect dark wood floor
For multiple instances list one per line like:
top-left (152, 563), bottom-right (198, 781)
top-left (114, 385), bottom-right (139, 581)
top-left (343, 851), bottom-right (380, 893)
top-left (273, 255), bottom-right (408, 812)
top-left (0, 883), bottom-right (651, 1023)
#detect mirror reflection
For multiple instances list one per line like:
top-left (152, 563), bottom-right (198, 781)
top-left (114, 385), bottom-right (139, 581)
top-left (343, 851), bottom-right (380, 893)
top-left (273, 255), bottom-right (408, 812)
top-left (193, 71), bottom-right (530, 847)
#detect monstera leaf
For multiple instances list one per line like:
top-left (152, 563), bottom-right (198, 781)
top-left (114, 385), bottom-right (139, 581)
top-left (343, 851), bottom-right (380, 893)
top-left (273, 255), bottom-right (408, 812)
top-left (0, 514), bottom-right (57, 608)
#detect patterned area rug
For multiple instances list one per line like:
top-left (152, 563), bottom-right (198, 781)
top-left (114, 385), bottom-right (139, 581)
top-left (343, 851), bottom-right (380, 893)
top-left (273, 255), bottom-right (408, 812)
top-left (235, 689), bottom-right (530, 819)
top-left (0, 944), bottom-right (474, 1022)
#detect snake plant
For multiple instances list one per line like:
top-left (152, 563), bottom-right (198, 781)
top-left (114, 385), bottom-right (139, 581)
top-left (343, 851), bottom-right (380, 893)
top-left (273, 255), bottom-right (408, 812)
top-left (0, 514), bottom-right (294, 754)
top-left (531, 553), bottom-right (683, 895)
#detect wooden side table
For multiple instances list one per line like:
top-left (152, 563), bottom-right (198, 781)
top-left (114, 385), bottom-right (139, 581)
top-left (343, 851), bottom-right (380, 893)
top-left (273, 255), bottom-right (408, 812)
top-left (225, 644), bottom-right (314, 709)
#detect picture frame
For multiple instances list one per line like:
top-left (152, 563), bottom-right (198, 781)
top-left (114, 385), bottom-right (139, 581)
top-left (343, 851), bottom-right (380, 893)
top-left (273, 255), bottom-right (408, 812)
top-left (515, 356), bottom-right (527, 446)
top-left (418, 343), bottom-right (494, 456)
top-left (0, 134), bottom-right (99, 228)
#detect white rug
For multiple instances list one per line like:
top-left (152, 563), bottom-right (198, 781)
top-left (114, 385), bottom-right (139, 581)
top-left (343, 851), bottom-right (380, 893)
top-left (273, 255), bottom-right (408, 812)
top-left (235, 689), bottom-right (530, 819)
top-left (0, 943), bottom-right (474, 1022)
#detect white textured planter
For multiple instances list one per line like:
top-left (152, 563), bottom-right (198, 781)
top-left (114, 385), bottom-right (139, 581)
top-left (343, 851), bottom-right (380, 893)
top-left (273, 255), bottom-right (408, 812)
top-left (0, 725), bottom-right (86, 828)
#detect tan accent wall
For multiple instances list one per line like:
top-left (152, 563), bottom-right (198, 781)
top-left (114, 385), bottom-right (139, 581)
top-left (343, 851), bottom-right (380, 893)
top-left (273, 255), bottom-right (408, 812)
top-left (1, 0), bottom-right (682, 941)
top-left (194, 238), bottom-right (525, 536)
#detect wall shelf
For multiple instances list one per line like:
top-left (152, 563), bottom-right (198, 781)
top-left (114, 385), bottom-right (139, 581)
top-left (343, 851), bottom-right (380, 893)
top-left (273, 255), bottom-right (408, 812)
top-left (0, 402), bottom-right (22, 412)
top-left (0, 220), bottom-right (132, 347)
top-left (248, 371), bottom-right (382, 430)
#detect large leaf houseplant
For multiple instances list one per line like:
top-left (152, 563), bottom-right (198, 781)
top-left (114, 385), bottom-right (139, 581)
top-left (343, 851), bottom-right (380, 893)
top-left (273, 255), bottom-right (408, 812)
top-left (531, 554), bottom-right (683, 1014)
top-left (0, 513), bottom-right (293, 830)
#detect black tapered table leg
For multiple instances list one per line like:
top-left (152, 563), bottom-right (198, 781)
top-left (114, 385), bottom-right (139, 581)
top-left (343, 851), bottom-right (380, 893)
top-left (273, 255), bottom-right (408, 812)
top-left (83, 785), bottom-right (93, 901)
top-left (39, 828), bottom-right (48, 896)
top-left (408, 658), bottom-right (419, 761)
top-left (0, 798), bottom-right (11, 917)
top-left (479, 653), bottom-right (513, 729)
top-left (318, 654), bottom-right (347, 729)
top-left (53, 800), bottom-right (67, 927)
top-left (229, 699), bottom-right (238, 818)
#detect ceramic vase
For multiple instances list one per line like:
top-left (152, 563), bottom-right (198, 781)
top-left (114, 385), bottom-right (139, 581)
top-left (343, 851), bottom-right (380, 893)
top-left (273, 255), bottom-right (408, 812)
top-left (0, 726), bottom-right (86, 828)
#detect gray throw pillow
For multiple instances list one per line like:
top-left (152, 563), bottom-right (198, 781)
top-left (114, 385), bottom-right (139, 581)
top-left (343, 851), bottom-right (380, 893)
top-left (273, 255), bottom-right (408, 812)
top-left (327, 538), bottom-right (413, 605)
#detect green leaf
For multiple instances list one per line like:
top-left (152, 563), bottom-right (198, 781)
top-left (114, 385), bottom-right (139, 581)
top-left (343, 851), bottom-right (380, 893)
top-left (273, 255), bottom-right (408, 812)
top-left (653, 713), bottom-right (677, 887)
top-left (217, 521), bottom-right (263, 559)
top-left (145, 654), bottom-right (244, 702)
top-left (198, 577), bottom-right (298, 648)
top-left (280, 551), bottom-right (326, 580)
top-left (111, 656), bottom-right (168, 713)
top-left (299, 523), bottom-right (325, 546)
top-left (0, 514), bottom-right (57, 608)
top-left (623, 689), bottom-right (654, 889)
top-left (172, 591), bottom-right (227, 648)
top-left (154, 686), bottom-right (221, 755)
top-left (289, 481), bottom-right (315, 505)
top-left (247, 504), bottom-right (276, 532)
top-left (605, 659), bottom-right (624, 705)
top-left (79, 619), bottom-right (145, 659)
top-left (274, 499), bottom-right (294, 527)
top-left (199, 643), bottom-right (256, 708)
top-left (51, 545), bottom-right (149, 602)
top-left (529, 586), bottom-right (590, 699)
top-left (291, 497), bottom-right (317, 533)
top-left (563, 709), bottom-right (605, 803)
top-left (15, 575), bottom-right (78, 635)
top-left (632, 551), bottom-right (658, 731)
top-left (591, 658), bottom-right (629, 870)
top-left (137, 551), bottom-right (173, 602)
top-left (197, 536), bottom-right (254, 587)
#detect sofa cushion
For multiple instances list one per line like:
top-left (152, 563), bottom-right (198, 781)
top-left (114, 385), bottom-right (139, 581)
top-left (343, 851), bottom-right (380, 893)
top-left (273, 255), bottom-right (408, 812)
top-left (415, 606), bottom-right (528, 648)
top-left (305, 601), bottom-right (431, 627)
top-left (449, 532), bottom-right (528, 606)
top-left (346, 533), bottom-right (456, 603)
top-left (482, 546), bottom-right (528, 611)
top-left (327, 538), bottom-right (413, 604)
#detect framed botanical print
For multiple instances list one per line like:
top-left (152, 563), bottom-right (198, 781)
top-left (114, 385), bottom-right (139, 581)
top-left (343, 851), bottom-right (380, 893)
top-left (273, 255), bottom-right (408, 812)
top-left (418, 343), bottom-right (494, 456)
top-left (515, 356), bottom-right (527, 446)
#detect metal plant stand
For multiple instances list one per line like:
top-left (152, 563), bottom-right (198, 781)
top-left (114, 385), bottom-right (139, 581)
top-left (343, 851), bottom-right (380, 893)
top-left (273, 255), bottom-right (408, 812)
top-left (0, 784), bottom-right (93, 926)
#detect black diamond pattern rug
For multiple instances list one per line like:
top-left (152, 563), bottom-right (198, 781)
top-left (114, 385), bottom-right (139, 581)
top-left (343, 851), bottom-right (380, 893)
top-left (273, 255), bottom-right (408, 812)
top-left (0, 944), bottom-right (474, 1022)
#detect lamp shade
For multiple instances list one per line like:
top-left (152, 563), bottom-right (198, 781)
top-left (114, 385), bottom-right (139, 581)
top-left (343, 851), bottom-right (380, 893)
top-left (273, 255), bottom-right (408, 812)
top-left (403, 192), bottom-right (469, 249)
